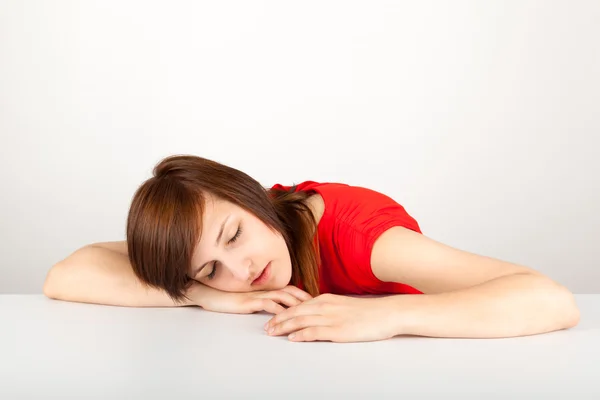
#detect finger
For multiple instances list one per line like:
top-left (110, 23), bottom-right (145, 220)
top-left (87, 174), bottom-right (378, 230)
top-left (267, 315), bottom-right (329, 337)
top-left (288, 326), bottom-right (335, 342)
top-left (255, 299), bottom-right (285, 315)
top-left (262, 291), bottom-right (302, 308)
top-left (280, 285), bottom-right (313, 301)
top-left (265, 303), bottom-right (323, 329)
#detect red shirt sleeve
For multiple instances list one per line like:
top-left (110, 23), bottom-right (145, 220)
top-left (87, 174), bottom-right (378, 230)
top-left (319, 183), bottom-right (423, 294)
top-left (271, 181), bottom-right (423, 294)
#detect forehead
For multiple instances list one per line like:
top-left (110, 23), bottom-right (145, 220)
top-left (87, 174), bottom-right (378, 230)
top-left (202, 189), bottom-right (247, 213)
top-left (192, 194), bottom-right (238, 258)
top-left (200, 193), bottom-right (226, 223)
top-left (198, 194), bottom-right (233, 233)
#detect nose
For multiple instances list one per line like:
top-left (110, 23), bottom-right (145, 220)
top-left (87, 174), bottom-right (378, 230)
top-left (226, 254), bottom-right (257, 283)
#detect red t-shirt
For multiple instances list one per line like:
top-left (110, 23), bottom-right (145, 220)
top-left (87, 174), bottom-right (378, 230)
top-left (270, 181), bottom-right (423, 295)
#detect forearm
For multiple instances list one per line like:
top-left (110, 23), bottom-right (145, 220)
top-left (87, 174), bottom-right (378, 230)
top-left (387, 272), bottom-right (580, 338)
top-left (43, 245), bottom-right (200, 307)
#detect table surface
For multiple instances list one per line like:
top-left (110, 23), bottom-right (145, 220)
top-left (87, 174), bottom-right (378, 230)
top-left (1, 294), bottom-right (599, 399)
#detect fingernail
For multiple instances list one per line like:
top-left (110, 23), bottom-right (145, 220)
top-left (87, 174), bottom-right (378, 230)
top-left (268, 327), bottom-right (275, 334)
top-left (264, 323), bottom-right (268, 330)
top-left (288, 333), bottom-right (296, 340)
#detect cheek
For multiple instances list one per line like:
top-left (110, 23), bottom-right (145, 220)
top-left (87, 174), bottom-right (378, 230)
top-left (251, 228), bottom-right (282, 256)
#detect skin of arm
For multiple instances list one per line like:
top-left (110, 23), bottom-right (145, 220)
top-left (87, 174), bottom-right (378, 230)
top-left (370, 227), bottom-right (580, 338)
top-left (43, 242), bottom-right (208, 307)
top-left (264, 226), bottom-right (580, 342)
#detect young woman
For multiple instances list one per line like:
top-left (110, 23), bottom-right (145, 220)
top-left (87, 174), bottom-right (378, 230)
top-left (44, 154), bottom-right (580, 342)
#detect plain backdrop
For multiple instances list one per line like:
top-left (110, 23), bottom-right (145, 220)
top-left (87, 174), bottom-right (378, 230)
top-left (1, 0), bottom-right (598, 294)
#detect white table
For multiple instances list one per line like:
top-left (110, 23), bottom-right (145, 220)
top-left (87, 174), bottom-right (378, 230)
top-left (1, 295), bottom-right (598, 399)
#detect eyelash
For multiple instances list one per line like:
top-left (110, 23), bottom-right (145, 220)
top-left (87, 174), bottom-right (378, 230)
top-left (207, 225), bottom-right (242, 280)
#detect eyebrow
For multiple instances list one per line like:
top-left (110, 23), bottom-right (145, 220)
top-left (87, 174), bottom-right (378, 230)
top-left (193, 214), bottom-right (230, 277)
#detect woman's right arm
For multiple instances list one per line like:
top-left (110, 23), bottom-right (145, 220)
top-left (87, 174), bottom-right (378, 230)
top-left (43, 241), bottom-right (312, 312)
top-left (42, 241), bottom-right (212, 307)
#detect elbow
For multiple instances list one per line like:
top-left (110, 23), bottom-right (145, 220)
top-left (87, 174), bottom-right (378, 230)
top-left (530, 272), bottom-right (581, 330)
top-left (43, 246), bottom-right (92, 301)
top-left (43, 263), bottom-right (67, 300)
top-left (563, 293), bottom-right (581, 329)
top-left (530, 273), bottom-right (581, 331)
top-left (554, 285), bottom-right (580, 330)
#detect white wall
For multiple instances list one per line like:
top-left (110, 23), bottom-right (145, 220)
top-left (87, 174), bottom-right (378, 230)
top-left (1, 0), bottom-right (598, 293)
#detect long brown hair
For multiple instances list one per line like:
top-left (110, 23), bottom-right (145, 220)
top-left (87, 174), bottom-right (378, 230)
top-left (126, 154), bottom-right (320, 303)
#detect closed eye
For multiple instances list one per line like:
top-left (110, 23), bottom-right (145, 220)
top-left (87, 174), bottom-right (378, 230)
top-left (207, 225), bottom-right (242, 280)
top-left (228, 226), bottom-right (242, 244)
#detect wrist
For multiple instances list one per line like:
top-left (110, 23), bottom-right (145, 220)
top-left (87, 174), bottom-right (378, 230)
top-left (381, 294), bottom-right (419, 337)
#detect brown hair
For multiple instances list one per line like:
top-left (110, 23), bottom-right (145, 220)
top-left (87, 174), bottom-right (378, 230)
top-left (126, 154), bottom-right (320, 304)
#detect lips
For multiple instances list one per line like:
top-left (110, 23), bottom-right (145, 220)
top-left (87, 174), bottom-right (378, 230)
top-left (252, 262), bottom-right (271, 285)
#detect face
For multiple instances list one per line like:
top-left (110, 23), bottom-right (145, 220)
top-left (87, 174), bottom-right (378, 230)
top-left (189, 193), bottom-right (292, 292)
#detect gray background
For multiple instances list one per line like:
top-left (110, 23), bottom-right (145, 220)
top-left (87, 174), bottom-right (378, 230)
top-left (1, 0), bottom-right (598, 294)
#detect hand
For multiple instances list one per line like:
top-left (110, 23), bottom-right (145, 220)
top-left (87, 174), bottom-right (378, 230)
top-left (263, 293), bottom-right (397, 342)
top-left (194, 284), bottom-right (313, 315)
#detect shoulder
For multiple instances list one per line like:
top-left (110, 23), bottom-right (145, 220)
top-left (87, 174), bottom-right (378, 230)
top-left (315, 183), bottom-right (424, 291)
top-left (270, 181), bottom-right (421, 234)
top-left (317, 182), bottom-right (422, 256)
top-left (321, 183), bottom-right (422, 234)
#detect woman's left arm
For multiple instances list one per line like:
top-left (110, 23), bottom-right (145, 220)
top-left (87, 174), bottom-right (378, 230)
top-left (265, 227), bottom-right (580, 342)
top-left (369, 226), bottom-right (580, 339)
